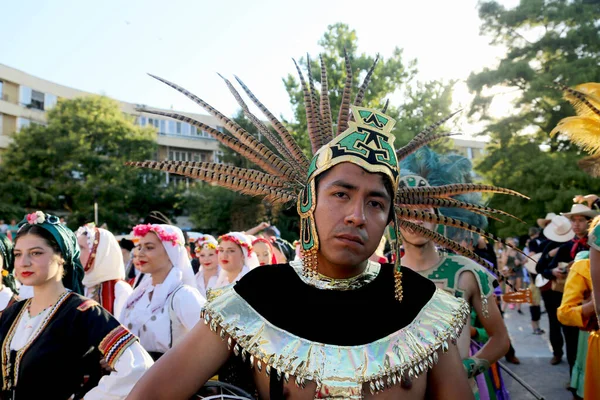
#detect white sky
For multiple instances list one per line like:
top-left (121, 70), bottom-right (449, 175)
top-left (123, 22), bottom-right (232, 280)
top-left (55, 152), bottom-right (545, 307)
top-left (1, 0), bottom-right (521, 138)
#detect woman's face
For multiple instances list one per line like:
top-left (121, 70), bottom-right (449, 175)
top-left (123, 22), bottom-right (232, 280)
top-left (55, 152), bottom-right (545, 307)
top-left (132, 247), bottom-right (141, 270)
top-left (198, 247), bottom-right (218, 270)
top-left (253, 241), bottom-right (272, 266)
top-left (14, 234), bottom-right (64, 288)
top-left (218, 240), bottom-right (245, 273)
top-left (77, 234), bottom-right (91, 269)
top-left (136, 233), bottom-right (172, 275)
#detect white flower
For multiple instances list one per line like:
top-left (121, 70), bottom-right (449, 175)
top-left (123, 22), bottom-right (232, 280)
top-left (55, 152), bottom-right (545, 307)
top-left (35, 211), bottom-right (46, 224)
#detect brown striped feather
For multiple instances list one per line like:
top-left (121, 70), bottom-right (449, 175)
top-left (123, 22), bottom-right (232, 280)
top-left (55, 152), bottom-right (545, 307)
top-left (396, 196), bottom-right (523, 223)
top-left (136, 108), bottom-right (293, 181)
top-left (217, 74), bottom-right (305, 181)
top-left (395, 208), bottom-right (533, 261)
top-left (306, 54), bottom-right (326, 150)
top-left (234, 75), bottom-right (309, 170)
top-left (147, 74), bottom-right (290, 177)
top-left (353, 54), bottom-right (379, 107)
top-left (396, 132), bottom-right (460, 160)
top-left (151, 160), bottom-right (287, 187)
top-left (319, 54), bottom-right (334, 141)
top-left (293, 58), bottom-right (320, 154)
top-left (126, 161), bottom-right (296, 204)
top-left (398, 183), bottom-right (529, 200)
top-left (336, 49), bottom-right (353, 136)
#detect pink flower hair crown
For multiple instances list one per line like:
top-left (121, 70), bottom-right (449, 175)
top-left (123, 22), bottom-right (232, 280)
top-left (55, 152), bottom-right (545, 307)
top-left (26, 211), bottom-right (46, 225)
top-left (133, 224), bottom-right (181, 246)
top-left (218, 234), bottom-right (253, 255)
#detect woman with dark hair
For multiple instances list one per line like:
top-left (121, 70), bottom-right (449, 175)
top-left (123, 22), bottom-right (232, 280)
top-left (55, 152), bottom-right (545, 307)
top-left (0, 234), bottom-right (18, 311)
top-left (0, 211), bottom-right (153, 400)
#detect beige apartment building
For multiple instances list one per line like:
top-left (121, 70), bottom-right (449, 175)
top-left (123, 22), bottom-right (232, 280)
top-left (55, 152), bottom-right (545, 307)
top-left (0, 63), bottom-right (224, 182)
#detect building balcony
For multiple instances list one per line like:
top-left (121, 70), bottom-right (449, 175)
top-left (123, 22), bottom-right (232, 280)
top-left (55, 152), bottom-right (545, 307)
top-left (156, 132), bottom-right (220, 151)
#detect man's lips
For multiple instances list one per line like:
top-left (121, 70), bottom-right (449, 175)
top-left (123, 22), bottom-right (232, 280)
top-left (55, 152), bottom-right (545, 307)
top-left (335, 234), bottom-right (365, 245)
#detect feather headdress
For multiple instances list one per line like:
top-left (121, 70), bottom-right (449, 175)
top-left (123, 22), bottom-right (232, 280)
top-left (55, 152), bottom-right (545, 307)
top-left (128, 53), bottom-right (528, 303)
top-left (550, 82), bottom-right (600, 176)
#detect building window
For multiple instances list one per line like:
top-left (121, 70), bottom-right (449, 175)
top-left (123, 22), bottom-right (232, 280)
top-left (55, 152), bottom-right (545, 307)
top-left (0, 81), bottom-right (3, 100)
top-left (214, 150), bottom-right (224, 163)
top-left (176, 122), bottom-right (182, 134)
top-left (45, 93), bottom-right (58, 110)
top-left (30, 90), bottom-right (45, 110)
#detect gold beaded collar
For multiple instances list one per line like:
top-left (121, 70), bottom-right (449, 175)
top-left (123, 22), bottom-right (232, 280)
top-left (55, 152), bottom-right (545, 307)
top-left (290, 259), bottom-right (381, 291)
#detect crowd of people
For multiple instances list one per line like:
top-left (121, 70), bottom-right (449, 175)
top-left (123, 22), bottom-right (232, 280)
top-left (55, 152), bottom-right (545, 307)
top-left (0, 53), bottom-right (598, 400)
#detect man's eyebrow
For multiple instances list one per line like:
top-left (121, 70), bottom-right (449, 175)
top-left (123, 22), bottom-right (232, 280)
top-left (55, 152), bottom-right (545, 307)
top-left (328, 180), bottom-right (357, 191)
top-left (328, 180), bottom-right (390, 200)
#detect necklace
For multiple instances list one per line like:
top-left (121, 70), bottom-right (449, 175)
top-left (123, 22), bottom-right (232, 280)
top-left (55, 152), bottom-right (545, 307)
top-left (291, 259), bottom-right (381, 291)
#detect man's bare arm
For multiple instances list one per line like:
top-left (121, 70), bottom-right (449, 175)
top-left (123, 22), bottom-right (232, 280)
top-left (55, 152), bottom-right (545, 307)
top-left (426, 343), bottom-right (474, 399)
top-left (126, 322), bottom-right (230, 400)
top-left (460, 271), bottom-right (509, 364)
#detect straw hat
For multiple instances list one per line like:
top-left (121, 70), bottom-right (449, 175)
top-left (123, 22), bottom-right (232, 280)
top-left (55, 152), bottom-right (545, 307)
top-left (525, 252), bottom-right (542, 275)
top-left (537, 212), bottom-right (557, 228)
top-left (561, 204), bottom-right (600, 219)
top-left (543, 215), bottom-right (576, 243)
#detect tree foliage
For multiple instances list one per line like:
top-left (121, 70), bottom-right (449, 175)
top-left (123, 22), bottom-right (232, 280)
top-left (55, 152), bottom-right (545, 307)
top-left (468, 0), bottom-right (600, 236)
top-left (1, 96), bottom-right (182, 232)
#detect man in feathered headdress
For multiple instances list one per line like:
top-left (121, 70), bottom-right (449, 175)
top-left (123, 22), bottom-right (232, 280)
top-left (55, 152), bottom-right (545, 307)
top-left (127, 53), bottom-right (526, 399)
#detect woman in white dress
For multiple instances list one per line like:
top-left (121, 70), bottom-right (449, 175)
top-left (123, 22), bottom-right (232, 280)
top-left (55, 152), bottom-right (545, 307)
top-left (120, 223), bottom-right (205, 361)
top-left (194, 234), bottom-right (221, 298)
top-left (0, 233), bottom-right (18, 312)
top-left (215, 232), bottom-right (258, 287)
top-left (1, 211), bottom-right (152, 400)
top-left (76, 223), bottom-right (133, 320)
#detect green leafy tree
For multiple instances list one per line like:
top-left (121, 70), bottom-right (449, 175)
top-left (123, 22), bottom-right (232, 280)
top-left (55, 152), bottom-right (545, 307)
top-left (1, 96), bottom-right (182, 232)
top-left (468, 0), bottom-right (600, 236)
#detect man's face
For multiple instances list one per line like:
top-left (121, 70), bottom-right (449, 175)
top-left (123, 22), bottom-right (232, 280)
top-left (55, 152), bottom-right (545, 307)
top-left (313, 163), bottom-right (392, 269)
top-left (398, 207), bottom-right (436, 247)
top-left (570, 215), bottom-right (590, 237)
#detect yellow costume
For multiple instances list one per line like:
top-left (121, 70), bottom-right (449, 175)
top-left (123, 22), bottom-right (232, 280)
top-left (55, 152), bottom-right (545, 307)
top-left (557, 255), bottom-right (599, 399)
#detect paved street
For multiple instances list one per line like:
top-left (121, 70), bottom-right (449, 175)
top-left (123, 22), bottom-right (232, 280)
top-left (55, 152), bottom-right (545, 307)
top-left (501, 305), bottom-right (574, 400)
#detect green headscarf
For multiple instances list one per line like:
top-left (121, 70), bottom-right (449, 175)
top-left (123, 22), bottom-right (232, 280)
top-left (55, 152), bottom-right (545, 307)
top-left (17, 212), bottom-right (84, 295)
top-left (0, 234), bottom-right (18, 295)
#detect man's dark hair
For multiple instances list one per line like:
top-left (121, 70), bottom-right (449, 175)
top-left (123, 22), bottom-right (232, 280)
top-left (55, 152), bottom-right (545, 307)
top-left (528, 227), bottom-right (540, 237)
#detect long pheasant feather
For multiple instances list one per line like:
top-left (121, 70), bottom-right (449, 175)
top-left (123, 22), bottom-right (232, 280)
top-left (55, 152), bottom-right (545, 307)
top-left (143, 160), bottom-right (287, 187)
top-left (353, 54), bottom-right (379, 107)
top-left (396, 208), bottom-right (530, 259)
top-left (127, 161), bottom-right (296, 204)
top-left (293, 58), bottom-right (321, 154)
top-left (234, 75), bottom-right (309, 169)
top-left (147, 74), bottom-right (290, 176)
top-left (306, 54), bottom-right (326, 151)
top-left (319, 54), bottom-right (334, 141)
top-left (412, 110), bottom-right (462, 141)
top-left (336, 49), bottom-right (353, 135)
top-left (399, 183), bottom-right (529, 200)
top-left (137, 108), bottom-right (295, 181)
top-left (217, 74), bottom-right (304, 180)
top-left (396, 132), bottom-right (460, 161)
top-left (396, 196), bottom-right (525, 223)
